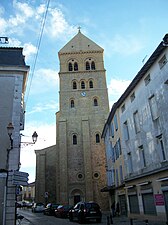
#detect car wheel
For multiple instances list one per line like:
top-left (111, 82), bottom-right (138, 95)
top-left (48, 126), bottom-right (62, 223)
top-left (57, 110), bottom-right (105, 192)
top-left (69, 214), bottom-right (73, 222)
top-left (78, 214), bottom-right (84, 224)
top-left (96, 218), bottom-right (102, 223)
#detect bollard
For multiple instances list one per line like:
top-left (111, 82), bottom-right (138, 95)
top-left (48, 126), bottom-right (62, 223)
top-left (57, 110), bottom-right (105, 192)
top-left (145, 219), bottom-right (148, 225)
top-left (130, 218), bottom-right (133, 225)
top-left (110, 214), bottom-right (113, 224)
top-left (107, 216), bottom-right (110, 225)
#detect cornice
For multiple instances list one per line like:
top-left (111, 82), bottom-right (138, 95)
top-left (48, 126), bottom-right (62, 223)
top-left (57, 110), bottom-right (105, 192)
top-left (59, 50), bottom-right (103, 56)
top-left (58, 69), bottom-right (106, 75)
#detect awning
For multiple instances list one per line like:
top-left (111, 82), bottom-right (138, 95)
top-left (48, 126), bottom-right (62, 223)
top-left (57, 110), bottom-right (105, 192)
top-left (101, 185), bottom-right (115, 192)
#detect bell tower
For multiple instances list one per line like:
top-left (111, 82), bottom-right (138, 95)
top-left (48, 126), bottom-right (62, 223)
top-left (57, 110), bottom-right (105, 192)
top-left (56, 30), bottom-right (109, 209)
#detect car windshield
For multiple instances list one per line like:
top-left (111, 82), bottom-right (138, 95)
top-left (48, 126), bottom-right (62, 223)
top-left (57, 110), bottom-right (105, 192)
top-left (64, 205), bottom-right (72, 209)
top-left (36, 203), bottom-right (44, 206)
top-left (85, 203), bottom-right (100, 209)
top-left (52, 204), bottom-right (60, 208)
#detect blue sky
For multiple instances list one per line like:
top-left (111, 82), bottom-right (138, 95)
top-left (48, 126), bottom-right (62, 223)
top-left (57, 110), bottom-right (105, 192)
top-left (0, 0), bottom-right (167, 182)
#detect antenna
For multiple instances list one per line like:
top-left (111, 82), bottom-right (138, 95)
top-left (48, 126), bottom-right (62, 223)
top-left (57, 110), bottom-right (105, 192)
top-left (142, 55), bottom-right (147, 64)
top-left (0, 37), bottom-right (9, 44)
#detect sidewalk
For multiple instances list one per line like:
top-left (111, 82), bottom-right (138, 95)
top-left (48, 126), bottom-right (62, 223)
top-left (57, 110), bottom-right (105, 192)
top-left (16, 217), bottom-right (32, 225)
top-left (102, 213), bottom-right (167, 225)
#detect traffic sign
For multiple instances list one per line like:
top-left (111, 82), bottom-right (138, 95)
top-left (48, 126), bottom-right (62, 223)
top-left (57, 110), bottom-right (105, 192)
top-left (12, 170), bottom-right (29, 186)
top-left (0, 173), bottom-right (7, 178)
top-left (13, 176), bottom-right (28, 182)
top-left (12, 180), bottom-right (28, 186)
top-left (13, 171), bottom-right (29, 177)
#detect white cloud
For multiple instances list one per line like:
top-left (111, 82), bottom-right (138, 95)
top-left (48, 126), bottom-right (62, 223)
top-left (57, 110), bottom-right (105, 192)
top-left (0, 1), bottom-right (75, 44)
top-left (5, 38), bottom-right (37, 61)
top-left (103, 34), bottom-right (145, 57)
top-left (13, 0), bottom-right (34, 18)
top-left (113, 34), bottom-right (144, 55)
top-left (46, 7), bottom-right (76, 39)
top-left (0, 17), bottom-right (7, 34)
top-left (23, 43), bottom-right (37, 60)
top-left (28, 68), bottom-right (59, 95)
top-left (27, 100), bottom-right (58, 115)
top-left (20, 122), bottom-right (56, 182)
top-left (108, 78), bottom-right (131, 107)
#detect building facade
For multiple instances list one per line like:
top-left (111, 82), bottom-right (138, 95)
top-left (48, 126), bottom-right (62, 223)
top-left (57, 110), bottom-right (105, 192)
top-left (0, 47), bottom-right (29, 225)
top-left (35, 31), bottom-right (110, 210)
top-left (35, 145), bottom-right (56, 204)
top-left (102, 34), bottom-right (168, 222)
top-left (21, 182), bottom-right (35, 203)
top-left (102, 105), bottom-right (127, 215)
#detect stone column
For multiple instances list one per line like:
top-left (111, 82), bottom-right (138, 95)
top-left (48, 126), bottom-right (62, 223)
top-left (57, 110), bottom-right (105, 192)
top-left (82, 117), bottom-right (93, 201)
top-left (58, 119), bottom-right (68, 203)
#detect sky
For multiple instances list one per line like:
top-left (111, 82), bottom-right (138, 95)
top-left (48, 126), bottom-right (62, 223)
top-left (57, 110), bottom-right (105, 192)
top-left (0, 0), bottom-right (167, 183)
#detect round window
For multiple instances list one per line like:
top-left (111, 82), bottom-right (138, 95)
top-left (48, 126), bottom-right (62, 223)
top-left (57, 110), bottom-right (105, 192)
top-left (93, 172), bottom-right (100, 179)
top-left (77, 173), bottom-right (84, 180)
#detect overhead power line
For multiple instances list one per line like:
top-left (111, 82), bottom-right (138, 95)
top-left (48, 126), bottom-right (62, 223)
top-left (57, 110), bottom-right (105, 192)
top-left (25, 0), bottom-right (50, 106)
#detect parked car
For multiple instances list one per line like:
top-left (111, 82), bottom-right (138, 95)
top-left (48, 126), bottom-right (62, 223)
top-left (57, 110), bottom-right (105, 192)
top-left (32, 203), bottom-right (45, 213)
top-left (69, 201), bottom-right (102, 223)
top-left (55, 204), bottom-right (73, 218)
top-left (43, 203), bottom-right (60, 216)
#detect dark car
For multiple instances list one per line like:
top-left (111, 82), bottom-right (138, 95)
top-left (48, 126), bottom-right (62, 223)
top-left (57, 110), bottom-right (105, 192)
top-left (55, 204), bottom-right (73, 218)
top-left (69, 201), bottom-right (102, 223)
top-left (43, 203), bottom-right (60, 216)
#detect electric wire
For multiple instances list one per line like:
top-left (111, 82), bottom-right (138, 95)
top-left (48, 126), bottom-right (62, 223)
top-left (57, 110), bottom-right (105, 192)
top-left (25, 0), bottom-right (50, 107)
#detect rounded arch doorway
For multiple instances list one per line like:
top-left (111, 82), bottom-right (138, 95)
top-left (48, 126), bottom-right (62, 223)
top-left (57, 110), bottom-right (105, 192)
top-left (69, 189), bottom-right (84, 205)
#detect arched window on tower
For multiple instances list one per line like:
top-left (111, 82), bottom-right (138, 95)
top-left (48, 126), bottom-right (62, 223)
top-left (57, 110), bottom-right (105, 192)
top-left (71, 100), bottom-right (75, 108)
top-left (73, 81), bottom-right (77, 89)
top-left (81, 81), bottom-right (85, 89)
top-left (93, 98), bottom-right (98, 106)
top-left (74, 62), bottom-right (78, 71)
top-left (73, 134), bottom-right (77, 145)
top-left (96, 133), bottom-right (100, 143)
top-left (89, 80), bottom-right (93, 88)
top-left (69, 62), bottom-right (73, 71)
top-left (91, 61), bottom-right (95, 70)
top-left (86, 61), bottom-right (90, 70)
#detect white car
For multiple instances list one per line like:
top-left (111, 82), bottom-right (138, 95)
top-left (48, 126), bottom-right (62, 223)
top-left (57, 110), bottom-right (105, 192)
top-left (32, 203), bottom-right (45, 213)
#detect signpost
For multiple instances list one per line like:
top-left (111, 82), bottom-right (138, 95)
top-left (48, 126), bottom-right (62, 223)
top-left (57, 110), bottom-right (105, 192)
top-left (0, 173), bottom-right (7, 178)
top-left (12, 171), bottom-right (29, 186)
top-left (154, 194), bottom-right (165, 206)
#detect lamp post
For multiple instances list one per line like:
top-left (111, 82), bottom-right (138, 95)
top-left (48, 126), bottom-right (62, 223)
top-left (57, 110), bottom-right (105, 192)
top-left (3, 123), bottom-right (14, 225)
top-left (32, 131), bottom-right (38, 144)
top-left (3, 123), bottom-right (38, 225)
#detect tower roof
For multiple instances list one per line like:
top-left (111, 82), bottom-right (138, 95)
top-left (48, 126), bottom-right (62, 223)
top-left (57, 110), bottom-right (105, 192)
top-left (59, 31), bottom-right (103, 54)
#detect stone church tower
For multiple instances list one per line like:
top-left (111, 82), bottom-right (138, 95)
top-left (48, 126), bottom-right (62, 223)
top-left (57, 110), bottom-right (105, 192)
top-left (55, 30), bottom-right (109, 209)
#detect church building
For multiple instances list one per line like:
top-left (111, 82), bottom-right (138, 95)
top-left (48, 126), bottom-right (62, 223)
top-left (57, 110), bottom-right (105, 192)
top-left (35, 30), bottom-right (110, 210)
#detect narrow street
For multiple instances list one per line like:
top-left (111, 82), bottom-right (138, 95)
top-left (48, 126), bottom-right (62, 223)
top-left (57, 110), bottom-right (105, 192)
top-left (16, 208), bottom-right (166, 225)
top-left (17, 208), bottom-right (108, 225)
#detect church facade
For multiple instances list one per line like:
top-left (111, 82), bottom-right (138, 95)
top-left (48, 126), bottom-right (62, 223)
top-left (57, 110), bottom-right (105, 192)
top-left (35, 30), bottom-right (110, 210)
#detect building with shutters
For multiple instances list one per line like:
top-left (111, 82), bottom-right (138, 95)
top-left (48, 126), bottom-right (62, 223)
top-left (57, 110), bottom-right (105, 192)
top-left (102, 34), bottom-right (168, 223)
top-left (0, 47), bottom-right (29, 225)
top-left (35, 30), bottom-right (110, 210)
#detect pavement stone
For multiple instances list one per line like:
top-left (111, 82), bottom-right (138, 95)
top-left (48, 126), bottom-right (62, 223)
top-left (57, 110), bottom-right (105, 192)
top-left (16, 210), bottom-right (167, 225)
top-left (102, 213), bottom-right (167, 225)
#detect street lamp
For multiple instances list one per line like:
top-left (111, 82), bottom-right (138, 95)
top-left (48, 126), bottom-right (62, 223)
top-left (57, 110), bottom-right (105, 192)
top-left (21, 131), bottom-right (38, 145)
top-left (32, 131), bottom-right (38, 144)
top-left (3, 123), bottom-right (38, 225)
